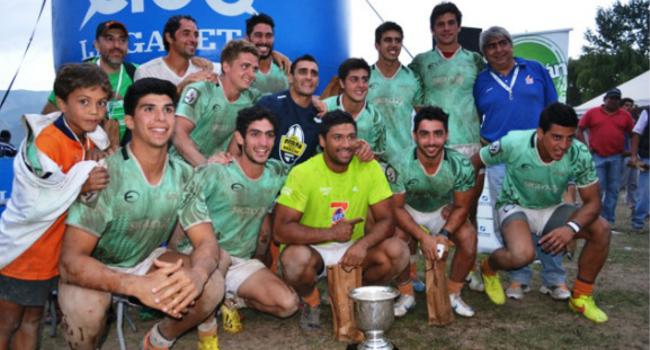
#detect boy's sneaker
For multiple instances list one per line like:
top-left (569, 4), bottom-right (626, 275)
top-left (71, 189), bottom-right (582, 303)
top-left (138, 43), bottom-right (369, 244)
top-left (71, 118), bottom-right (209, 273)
top-left (568, 295), bottom-right (608, 323)
top-left (465, 271), bottom-right (484, 292)
top-left (299, 301), bottom-right (321, 332)
top-left (393, 294), bottom-right (416, 317)
top-left (539, 284), bottom-right (571, 300)
top-left (481, 260), bottom-right (505, 305)
top-left (505, 283), bottom-right (531, 300)
top-left (412, 278), bottom-right (426, 293)
top-left (449, 293), bottom-right (475, 317)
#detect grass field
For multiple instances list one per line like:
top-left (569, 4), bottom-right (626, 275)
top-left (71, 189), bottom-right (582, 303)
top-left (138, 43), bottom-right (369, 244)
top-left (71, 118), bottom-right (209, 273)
top-left (41, 203), bottom-right (649, 349)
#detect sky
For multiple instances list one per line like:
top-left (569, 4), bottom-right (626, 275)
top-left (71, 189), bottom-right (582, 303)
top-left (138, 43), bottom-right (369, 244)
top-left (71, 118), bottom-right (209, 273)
top-left (0, 0), bottom-right (617, 91)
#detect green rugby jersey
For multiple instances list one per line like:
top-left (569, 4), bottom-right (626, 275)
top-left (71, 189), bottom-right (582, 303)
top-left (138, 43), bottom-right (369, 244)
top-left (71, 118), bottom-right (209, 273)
top-left (367, 64), bottom-right (421, 165)
top-left (409, 48), bottom-right (483, 147)
top-left (479, 130), bottom-right (598, 209)
top-left (66, 147), bottom-right (208, 268)
top-left (323, 95), bottom-right (386, 160)
top-left (179, 159), bottom-right (288, 258)
top-left (388, 147), bottom-right (475, 212)
top-left (253, 62), bottom-right (289, 95)
top-left (175, 81), bottom-right (261, 158)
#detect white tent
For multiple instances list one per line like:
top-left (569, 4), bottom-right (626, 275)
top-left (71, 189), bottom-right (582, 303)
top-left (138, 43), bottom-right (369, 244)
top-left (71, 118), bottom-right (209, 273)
top-left (575, 70), bottom-right (650, 115)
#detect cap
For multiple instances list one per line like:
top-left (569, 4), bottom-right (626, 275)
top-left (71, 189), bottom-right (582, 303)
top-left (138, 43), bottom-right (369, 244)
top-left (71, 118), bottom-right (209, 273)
top-left (95, 20), bottom-right (127, 39)
top-left (604, 88), bottom-right (622, 99)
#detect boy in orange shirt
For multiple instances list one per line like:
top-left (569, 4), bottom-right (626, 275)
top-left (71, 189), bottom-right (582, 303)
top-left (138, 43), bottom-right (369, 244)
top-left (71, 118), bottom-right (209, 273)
top-left (0, 64), bottom-right (112, 350)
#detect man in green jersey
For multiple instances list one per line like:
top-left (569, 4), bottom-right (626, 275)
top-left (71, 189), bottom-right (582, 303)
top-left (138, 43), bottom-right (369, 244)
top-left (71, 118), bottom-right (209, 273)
top-left (58, 78), bottom-right (226, 350)
top-left (388, 106), bottom-right (477, 318)
top-left (42, 20), bottom-right (137, 145)
top-left (323, 58), bottom-right (386, 161)
top-left (245, 13), bottom-right (289, 95)
top-left (274, 110), bottom-right (409, 331)
top-left (409, 2), bottom-right (483, 156)
top-left (173, 40), bottom-right (262, 167)
top-left (471, 103), bottom-right (611, 324)
top-left (368, 21), bottom-right (421, 166)
top-left (176, 106), bottom-right (298, 320)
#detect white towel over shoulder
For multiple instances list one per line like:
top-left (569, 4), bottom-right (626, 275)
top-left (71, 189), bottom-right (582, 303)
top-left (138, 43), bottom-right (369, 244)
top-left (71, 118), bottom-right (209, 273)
top-left (0, 112), bottom-right (109, 269)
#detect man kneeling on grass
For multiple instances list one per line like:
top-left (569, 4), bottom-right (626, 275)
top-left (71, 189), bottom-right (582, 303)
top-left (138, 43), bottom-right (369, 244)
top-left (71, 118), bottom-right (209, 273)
top-left (58, 78), bottom-right (228, 350)
top-left (274, 110), bottom-right (409, 332)
top-left (471, 102), bottom-right (611, 323)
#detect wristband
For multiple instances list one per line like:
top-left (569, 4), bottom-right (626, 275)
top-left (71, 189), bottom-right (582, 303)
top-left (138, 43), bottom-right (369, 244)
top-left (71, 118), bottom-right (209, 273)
top-left (438, 228), bottom-right (451, 237)
top-left (566, 221), bottom-right (581, 234)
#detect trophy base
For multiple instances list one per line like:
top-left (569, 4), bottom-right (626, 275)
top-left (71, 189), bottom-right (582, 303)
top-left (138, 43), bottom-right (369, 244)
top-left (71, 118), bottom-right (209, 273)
top-left (346, 343), bottom-right (399, 350)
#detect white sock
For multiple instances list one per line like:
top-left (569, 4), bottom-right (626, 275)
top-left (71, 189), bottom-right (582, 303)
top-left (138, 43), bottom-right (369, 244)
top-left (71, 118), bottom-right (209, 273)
top-left (198, 317), bottom-right (217, 333)
top-left (149, 323), bottom-right (175, 348)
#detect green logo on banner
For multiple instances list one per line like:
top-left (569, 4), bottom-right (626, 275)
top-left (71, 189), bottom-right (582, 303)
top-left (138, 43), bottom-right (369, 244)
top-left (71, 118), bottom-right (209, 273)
top-left (513, 36), bottom-right (567, 102)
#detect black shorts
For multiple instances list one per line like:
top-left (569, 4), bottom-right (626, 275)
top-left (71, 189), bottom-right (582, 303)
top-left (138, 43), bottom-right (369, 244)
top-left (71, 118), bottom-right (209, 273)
top-left (0, 274), bottom-right (58, 307)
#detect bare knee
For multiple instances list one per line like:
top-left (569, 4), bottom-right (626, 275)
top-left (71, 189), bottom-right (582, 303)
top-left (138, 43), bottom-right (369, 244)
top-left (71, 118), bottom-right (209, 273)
top-left (198, 270), bottom-right (225, 314)
top-left (280, 246), bottom-right (318, 283)
top-left (585, 218), bottom-right (611, 247)
top-left (510, 246), bottom-right (535, 268)
top-left (454, 226), bottom-right (477, 258)
top-left (0, 304), bottom-right (23, 335)
top-left (385, 238), bottom-right (409, 269)
top-left (275, 289), bottom-right (299, 318)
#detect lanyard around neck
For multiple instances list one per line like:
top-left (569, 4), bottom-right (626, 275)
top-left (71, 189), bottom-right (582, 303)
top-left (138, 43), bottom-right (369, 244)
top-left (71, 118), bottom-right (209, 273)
top-left (97, 58), bottom-right (124, 99)
top-left (489, 65), bottom-right (519, 100)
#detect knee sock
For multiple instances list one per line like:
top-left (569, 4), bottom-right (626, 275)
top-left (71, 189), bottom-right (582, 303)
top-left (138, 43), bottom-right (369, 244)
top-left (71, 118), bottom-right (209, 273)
top-left (481, 258), bottom-right (496, 276)
top-left (409, 255), bottom-right (418, 280)
top-left (198, 317), bottom-right (217, 338)
top-left (303, 288), bottom-right (320, 308)
top-left (572, 279), bottom-right (593, 298)
top-left (398, 280), bottom-right (414, 297)
top-left (149, 323), bottom-right (175, 349)
top-left (448, 280), bottom-right (464, 295)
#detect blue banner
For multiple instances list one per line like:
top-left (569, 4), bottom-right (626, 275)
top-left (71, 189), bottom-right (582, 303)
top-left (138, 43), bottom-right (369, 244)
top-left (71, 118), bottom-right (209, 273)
top-left (51, 0), bottom-right (351, 92)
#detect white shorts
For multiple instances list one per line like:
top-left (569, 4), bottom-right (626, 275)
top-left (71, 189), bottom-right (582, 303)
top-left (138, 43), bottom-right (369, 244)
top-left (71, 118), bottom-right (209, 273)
top-left (310, 241), bottom-right (354, 278)
top-left (405, 205), bottom-right (446, 235)
top-left (498, 203), bottom-right (565, 236)
top-left (225, 257), bottom-right (266, 296)
top-left (108, 247), bottom-right (168, 276)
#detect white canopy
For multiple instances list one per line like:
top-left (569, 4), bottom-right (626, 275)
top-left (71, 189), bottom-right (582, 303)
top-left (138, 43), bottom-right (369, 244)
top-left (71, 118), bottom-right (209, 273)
top-left (575, 70), bottom-right (650, 115)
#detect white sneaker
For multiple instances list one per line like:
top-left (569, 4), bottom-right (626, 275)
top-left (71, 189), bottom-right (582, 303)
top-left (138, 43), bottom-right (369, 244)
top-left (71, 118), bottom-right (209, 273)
top-left (539, 285), bottom-right (571, 300)
top-left (449, 293), bottom-right (475, 317)
top-left (393, 294), bottom-right (415, 317)
top-left (466, 271), bottom-right (484, 292)
top-left (505, 283), bottom-right (531, 300)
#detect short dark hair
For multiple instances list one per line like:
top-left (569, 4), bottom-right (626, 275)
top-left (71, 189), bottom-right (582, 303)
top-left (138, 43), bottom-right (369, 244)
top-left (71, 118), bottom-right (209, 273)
top-left (123, 78), bottom-right (178, 117)
top-left (290, 54), bottom-right (318, 75)
top-left (413, 106), bottom-right (449, 132)
top-left (319, 110), bottom-right (357, 137)
top-left (53, 63), bottom-right (112, 101)
top-left (538, 102), bottom-right (578, 132)
top-left (337, 58), bottom-right (370, 81)
top-left (621, 97), bottom-right (635, 106)
top-left (163, 15), bottom-right (196, 51)
top-left (245, 13), bottom-right (275, 36)
top-left (375, 21), bottom-right (403, 44)
top-left (430, 2), bottom-right (462, 29)
top-left (235, 105), bottom-right (278, 136)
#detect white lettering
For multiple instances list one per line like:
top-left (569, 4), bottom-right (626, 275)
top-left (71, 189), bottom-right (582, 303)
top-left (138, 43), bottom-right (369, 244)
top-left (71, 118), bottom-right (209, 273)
top-left (145, 31), bottom-right (165, 53)
top-left (198, 29), bottom-right (217, 51)
top-left (131, 0), bottom-right (144, 12)
top-left (79, 40), bottom-right (94, 60)
top-left (153, 0), bottom-right (192, 10)
top-left (216, 29), bottom-right (242, 43)
top-left (129, 32), bottom-right (144, 53)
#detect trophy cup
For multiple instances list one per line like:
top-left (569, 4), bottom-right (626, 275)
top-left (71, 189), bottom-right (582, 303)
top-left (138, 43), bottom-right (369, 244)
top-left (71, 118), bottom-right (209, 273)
top-left (348, 286), bottom-right (400, 350)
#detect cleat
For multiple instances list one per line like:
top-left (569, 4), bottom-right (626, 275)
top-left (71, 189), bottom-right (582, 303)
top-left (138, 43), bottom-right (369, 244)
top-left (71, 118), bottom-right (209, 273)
top-left (449, 293), bottom-right (475, 317)
top-left (197, 334), bottom-right (220, 350)
top-left (539, 284), bottom-right (571, 301)
top-left (466, 271), bottom-right (485, 292)
top-left (221, 301), bottom-right (243, 334)
top-left (505, 283), bottom-right (530, 300)
top-left (412, 278), bottom-right (426, 293)
top-left (569, 295), bottom-right (608, 323)
top-left (393, 294), bottom-right (416, 317)
top-left (299, 301), bottom-right (321, 332)
top-left (481, 260), bottom-right (505, 305)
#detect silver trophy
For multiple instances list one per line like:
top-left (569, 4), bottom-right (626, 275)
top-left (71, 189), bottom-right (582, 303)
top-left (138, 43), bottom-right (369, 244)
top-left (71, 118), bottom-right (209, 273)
top-left (349, 286), bottom-right (399, 350)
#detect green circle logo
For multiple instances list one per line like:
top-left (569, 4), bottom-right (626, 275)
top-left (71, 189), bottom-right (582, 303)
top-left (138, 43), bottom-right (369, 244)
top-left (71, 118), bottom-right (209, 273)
top-left (513, 36), bottom-right (567, 102)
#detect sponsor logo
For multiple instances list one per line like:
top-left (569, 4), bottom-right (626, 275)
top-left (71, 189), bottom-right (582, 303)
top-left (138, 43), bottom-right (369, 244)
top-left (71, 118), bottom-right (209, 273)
top-left (82, 0), bottom-right (257, 29)
top-left (384, 165), bottom-right (397, 183)
top-left (124, 190), bottom-right (140, 203)
top-left (513, 36), bottom-right (568, 102)
top-left (231, 183), bottom-right (244, 192)
top-left (279, 124), bottom-right (306, 164)
top-left (320, 187), bottom-right (332, 196)
top-left (489, 141), bottom-right (501, 155)
top-left (183, 88), bottom-right (199, 105)
top-left (330, 201), bottom-right (349, 224)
